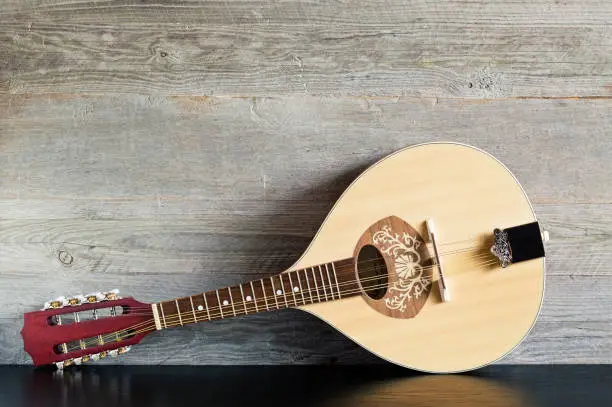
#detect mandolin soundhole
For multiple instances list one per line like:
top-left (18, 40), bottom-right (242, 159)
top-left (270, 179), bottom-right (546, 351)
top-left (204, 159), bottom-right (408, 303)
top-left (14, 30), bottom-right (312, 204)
top-left (356, 245), bottom-right (389, 300)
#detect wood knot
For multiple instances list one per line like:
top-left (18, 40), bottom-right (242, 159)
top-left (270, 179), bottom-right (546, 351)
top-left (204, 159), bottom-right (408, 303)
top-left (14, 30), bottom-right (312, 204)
top-left (58, 250), bottom-right (74, 265)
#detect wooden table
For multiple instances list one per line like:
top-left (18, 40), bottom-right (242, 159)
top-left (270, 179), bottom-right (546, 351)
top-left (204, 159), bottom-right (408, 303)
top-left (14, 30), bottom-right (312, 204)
top-left (0, 1), bottom-right (611, 365)
top-left (1, 365), bottom-right (611, 406)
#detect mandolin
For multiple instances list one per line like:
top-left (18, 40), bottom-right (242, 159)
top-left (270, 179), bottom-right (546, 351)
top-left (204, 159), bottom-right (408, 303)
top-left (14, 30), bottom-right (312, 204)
top-left (21, 143), bottom-right (548, 373)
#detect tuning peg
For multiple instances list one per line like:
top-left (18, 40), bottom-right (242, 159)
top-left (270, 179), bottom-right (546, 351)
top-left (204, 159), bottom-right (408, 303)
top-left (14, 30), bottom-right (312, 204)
top-left (109, 345), bottom-right (131, 358)
top-left (84, 292), bottom-right (106, 303)
top-left (117, 346), bottom-right (131, 355)
top-left (90, 351), bottom-right (109, 361)
top-left (103, 289), bottom-right (120, 301)
top-left (57, 358), bottom-right (75, 369)
top-left (43, 290), bottom-right (120, 309)
top-left (43, 296), bottom-right (68, 310)
top-left (51, 346), bottom-right (130, 370)
top-left (66, 295), bottom-right (87, 307)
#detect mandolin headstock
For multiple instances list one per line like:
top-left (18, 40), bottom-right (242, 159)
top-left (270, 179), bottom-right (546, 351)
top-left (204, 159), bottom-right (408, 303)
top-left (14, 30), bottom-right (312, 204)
top-left (21, 290), bottom-right (155, 369)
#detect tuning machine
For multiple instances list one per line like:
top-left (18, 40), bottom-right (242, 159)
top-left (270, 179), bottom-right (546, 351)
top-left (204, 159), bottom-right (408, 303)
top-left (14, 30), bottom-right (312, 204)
top-left (83, 289), bottom-right (120, 303)
top-left (43, 289), bottom-right (120, 310)
top-left (54, 346), bottom-right (131, 370)
top-left (43, 296), bottom-right (68, 310)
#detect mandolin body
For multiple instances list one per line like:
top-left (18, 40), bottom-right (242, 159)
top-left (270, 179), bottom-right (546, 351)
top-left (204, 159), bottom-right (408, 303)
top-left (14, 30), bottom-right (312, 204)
top-left (22, 142), bottom-right (545, 373)
top-left (289, 142), bottom-right (545, 373)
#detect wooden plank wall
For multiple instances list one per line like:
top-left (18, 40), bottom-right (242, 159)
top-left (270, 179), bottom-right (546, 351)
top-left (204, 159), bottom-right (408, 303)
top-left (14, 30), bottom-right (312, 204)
top-left (0, 0), bottom-right (611, 365)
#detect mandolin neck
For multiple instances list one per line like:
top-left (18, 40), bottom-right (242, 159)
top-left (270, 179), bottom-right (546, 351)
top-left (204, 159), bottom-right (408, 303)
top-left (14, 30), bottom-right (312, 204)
top-left (152, 258), bottom-right (358, 330)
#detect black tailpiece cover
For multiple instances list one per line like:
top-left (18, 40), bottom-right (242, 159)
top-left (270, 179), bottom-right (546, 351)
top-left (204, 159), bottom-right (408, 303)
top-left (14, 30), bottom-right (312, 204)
top-left (505, 221), bottom-right (545, 263)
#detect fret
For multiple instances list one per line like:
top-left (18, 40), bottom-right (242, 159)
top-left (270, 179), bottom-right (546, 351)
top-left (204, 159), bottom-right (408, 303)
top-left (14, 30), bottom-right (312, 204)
top-left (270, 277), bottom-right (280, 309)
top-left (152, 258), bottom-right (357, 328)
top-left (190, 294), bottom-right (206, 319)
top-left (250, 281), bottom-right (259, 312)
top-left (175, 299), bottom-right (184, 326)
top-left (178, 297), bottom-right (196, 324)
top-left (205, 291), bottom-right (221, 320)
top-left (310, 267), bottom-right (321, 303)
top-left (229, 286), bottom-right (245, 316)
top-left (318, 265), bottom-right (329, 301)
top-left (227, 287), bottom-right (237, 317)
top-left (296, 269), bottom-right (306, 305)
top-left (159, 302), bottom-right (168, 328)
top-left (220, 288), bottom-right (234, 317)
top-left (189, 296), bottom-right (198, 323)
top-left (278, 274), bottom-right (289, 307)
top-left (215, 290), bottom-right (224, 318)
top-left (260, 278), bottom-right (270, 310)
top-left (202, 293), bottom-right (211, 320)
top-left (161, 299), bottom-right (182, 328)
top-left (303, 269), bottom-right (314, 304)
top-left (287, 272), bottom-right (299, 307)
top-left (239, 284), bottom-right (249, 314)
top-left (324, 264), bottom-right (335, 300)
top-left (333, 258), bottom-right (360, 298)
top-left (252, 279), bottom-right (265, 311)
top-left (331, 262), bottom-right (342, 299)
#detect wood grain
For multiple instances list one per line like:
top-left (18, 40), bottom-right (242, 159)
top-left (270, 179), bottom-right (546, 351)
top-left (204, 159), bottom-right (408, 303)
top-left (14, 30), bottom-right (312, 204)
top-left (1, 0), bottom-right (611, 366)
top-left (0, 94), bottom-right (611, 365)
top-left (1, 95), bottom-right (610, 203)
top-left (1, 1), bottom-right (611, 96)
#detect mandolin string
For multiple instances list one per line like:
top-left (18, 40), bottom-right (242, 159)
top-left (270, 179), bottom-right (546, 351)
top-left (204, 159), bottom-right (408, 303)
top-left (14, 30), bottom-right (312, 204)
top-left (65, 256), bottom-right (504, 352)
top-left (64, 230), bottom-right (548, 351)
top-left (60, 238), bottom-right (488, 314)
top-left (76, 248), bottom-right (504, 328)
top-left (67, 259), bottom-right (506, 353)
top-left (64, 255), bottom-right (500, 353)
top-left (67, 259), bottom-right (505, 352)
top-left (65, 253), bottom-right (499, 353)
top-left (89, 247), bottom-right (498, 317)
top-left (142, 260), bottom-right (501, 329)
top-left (99, 243), bottom-right (495, 316)
top-left (59, 235), bottom-right (508, 322)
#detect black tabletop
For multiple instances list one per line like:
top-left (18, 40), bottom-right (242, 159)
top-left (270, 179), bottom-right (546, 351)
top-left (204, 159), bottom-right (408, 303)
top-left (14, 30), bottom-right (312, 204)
top-left (0, 365), bottom-right (610, 407)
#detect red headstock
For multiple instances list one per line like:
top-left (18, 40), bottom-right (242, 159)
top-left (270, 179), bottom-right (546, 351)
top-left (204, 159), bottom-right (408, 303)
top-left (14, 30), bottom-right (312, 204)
top-left (21, 290), bottom-right (156, 369)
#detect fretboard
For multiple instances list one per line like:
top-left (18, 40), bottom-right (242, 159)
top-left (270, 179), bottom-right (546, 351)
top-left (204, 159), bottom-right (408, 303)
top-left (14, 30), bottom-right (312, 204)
top-left (154, 258), bottom-right (358, 329)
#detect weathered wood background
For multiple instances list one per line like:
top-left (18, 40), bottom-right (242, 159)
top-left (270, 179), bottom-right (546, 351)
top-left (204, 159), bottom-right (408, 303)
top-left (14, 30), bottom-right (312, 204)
top-left (1, 0), bottom-right (611, 365)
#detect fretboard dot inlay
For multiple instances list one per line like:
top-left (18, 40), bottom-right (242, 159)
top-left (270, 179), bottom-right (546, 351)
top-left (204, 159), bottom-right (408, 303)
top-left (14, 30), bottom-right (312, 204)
top-left (222, 300), bottom-right (229, 306)
top-left (246, 295), bottom-right (252, 301)
top-left (197, 305), bottom-right (204, 311)
top-left (276, 289), bottom-right (282, 295)
top-left (293, 287), bottom-right (299, 292)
